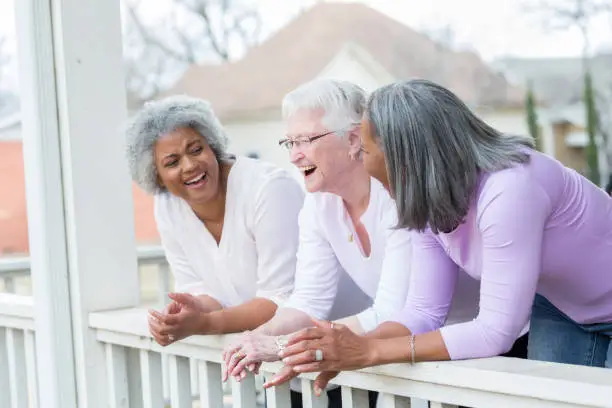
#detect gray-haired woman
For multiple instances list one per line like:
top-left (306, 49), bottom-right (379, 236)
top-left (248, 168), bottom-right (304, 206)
top-left (271, 79), bottom-right (612, 394)
top-left (125, 95), bottom-right (304, 345)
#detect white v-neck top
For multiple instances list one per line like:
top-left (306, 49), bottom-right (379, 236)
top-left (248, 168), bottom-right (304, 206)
top-left (154, 157), bottom-right (305, 307)
top-left (283, 178), bottom-right (481, 332)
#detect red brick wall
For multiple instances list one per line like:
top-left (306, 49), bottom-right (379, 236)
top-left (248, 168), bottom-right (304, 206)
top-left (0, 141), bottom-right (159, 256)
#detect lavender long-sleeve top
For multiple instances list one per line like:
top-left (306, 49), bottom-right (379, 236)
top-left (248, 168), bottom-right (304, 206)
top-left (392, 150), bottom-right (612, 360)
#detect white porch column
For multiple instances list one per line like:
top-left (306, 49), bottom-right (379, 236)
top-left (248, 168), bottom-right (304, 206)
top-left (15, 0), bottom-right (139, 407)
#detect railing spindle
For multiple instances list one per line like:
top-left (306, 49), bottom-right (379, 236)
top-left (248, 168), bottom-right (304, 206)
top-left (139, 350), bottom-right (164, 408)
top-left (105, 343), bottom-right (129, 408)
top-left (0, 327), bottom-right (10, 407)
top-left (198, 361), bottom-right (224, 408)
top-left (378, 393), bottom-right (412, 407)
top-left (301, 378), bottom-right (327, 408)
top-left (231, 372), bottom-right (257, 408)
top-left (263, 374), bottom-right (291, 408)
top-left (168, 354), bottom-right (192, 408)
top-left (341, 386), bottom-right (370, 407)
top-left (24, 329), bottom-right (38, 408)
top-left (7, 328), bottom-right (28, 408)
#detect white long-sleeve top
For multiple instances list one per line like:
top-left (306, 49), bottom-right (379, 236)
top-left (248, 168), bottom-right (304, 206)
top-left (282, 178), bottom-right (480, 332)
top-left (154, 157), bottom-right (305, 307)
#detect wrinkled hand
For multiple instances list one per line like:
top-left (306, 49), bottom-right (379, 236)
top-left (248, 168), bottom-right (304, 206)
top-left (279, 319), bottom-right (373, 374)
top-left (222, 331), bottom-right (282, 382)
top-left (148, 293), bottom-right (208, 345)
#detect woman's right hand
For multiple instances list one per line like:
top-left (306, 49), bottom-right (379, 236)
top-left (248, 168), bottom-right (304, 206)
top-left (222, 331), bottom-right (284, 381)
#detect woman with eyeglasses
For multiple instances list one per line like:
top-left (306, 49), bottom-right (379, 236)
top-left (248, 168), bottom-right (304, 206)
top-left (222, 79), bottom-right (488, 408)
top-left (124, 95), bottom-right (304, 346)
top-left (270, 79), bottom-right (612, 395)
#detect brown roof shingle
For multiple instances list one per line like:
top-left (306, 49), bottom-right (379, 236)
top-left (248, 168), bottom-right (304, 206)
top-left (168, 2), bottom-right (524, 118)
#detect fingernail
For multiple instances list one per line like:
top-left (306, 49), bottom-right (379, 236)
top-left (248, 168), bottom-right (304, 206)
top-left (314, 387), bottom-right (321, 396)
top-left (278, 351), bottom-right (285, 358)
top-left (241, 371), bottom-right (246, 379)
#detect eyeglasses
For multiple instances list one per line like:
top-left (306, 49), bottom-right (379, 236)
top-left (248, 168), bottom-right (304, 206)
top-left (278, 130), bottom-right (336, 151)
top-left (278, 124), bottom-right (360, 151)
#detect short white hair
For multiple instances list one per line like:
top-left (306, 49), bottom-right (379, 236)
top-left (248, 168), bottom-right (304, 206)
top-left (282, 79), bottom-right (366, 133)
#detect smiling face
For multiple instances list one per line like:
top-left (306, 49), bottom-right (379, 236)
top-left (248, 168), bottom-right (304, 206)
top-left (286, 108), bottom-right (361, 194)
top-left (154, 127), bottom-right (222, 205)
top-left (360, 116), bottom-right (390, 191)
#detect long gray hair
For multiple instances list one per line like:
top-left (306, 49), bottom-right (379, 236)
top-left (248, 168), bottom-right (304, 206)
top-left (366, 79), bottom-right (534, 233)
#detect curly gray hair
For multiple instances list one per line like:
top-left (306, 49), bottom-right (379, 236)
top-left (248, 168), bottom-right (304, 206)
top-left (125, 95), bottom-right (230, 194)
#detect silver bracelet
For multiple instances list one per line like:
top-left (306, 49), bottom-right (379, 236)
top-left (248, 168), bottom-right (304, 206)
top-left (410, 334), bottom-right (416, 364)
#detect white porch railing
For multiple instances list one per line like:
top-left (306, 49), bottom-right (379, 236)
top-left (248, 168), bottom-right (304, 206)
top-left (87, 308), bottom-right (612, 408)
top-left (0, 294), bottom-right (38, 408)
top-left (2, 294), bottom-right (612, 407)
top-left (0, 245), bottom-right (171, 306)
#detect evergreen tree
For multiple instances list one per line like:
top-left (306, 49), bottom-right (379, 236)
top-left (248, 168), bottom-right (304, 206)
top-left (525, 84), bottom-right (541, 151)
top-left (584, 71), bottom-right (600, 185)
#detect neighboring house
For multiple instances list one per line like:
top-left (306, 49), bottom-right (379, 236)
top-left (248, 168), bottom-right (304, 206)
top-left (166, 2), bottom-right (529, 177)
top-left (0, 123), bottom-right (159, 256)
top-left (494, 53), bottom-right (612, 178)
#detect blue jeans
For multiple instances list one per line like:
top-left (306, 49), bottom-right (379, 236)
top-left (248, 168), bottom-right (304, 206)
top-left (528, 294), bottom-right (612, 368)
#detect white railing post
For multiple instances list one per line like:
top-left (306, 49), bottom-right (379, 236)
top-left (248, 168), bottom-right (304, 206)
top-left (14, 0), bottom-right (77, 406)
top-left (15, 0), bottom-right (139, 407)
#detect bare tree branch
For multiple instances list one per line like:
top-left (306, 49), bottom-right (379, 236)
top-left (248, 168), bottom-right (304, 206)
top-left (122, 0), bottom-right (261, 104)
top-left (523, 0), bottom-right (612, 59)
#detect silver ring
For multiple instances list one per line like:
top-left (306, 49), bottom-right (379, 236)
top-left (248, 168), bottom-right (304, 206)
top-left (315, 349), bottom-right (323, 362)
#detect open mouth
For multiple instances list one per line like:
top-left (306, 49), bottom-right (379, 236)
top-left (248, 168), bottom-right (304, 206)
top-left (184, 172), bottom-right (207, 187)
top-left (301, 165), bottom-right (317, 177)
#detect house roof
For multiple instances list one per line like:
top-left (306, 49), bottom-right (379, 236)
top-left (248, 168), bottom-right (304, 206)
top-left (0, 141), bottom-right (159, 255)
top-left (167, 2), bottom-right (524, 119)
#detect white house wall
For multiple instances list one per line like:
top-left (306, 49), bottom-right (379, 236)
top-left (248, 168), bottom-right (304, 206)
top-left (478, 109), bottom-right (554, 156)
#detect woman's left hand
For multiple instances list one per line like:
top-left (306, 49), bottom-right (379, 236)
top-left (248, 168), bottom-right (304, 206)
top-left (278, 319), bottom-right (374, 374)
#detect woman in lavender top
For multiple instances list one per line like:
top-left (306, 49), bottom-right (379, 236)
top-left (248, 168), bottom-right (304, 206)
top-left (267, 79), bottom-right (612, 394)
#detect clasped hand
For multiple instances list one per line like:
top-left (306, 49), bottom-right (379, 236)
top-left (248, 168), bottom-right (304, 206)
top-left (263, 319), bottom-right (373, 395)
top-left (148, 292), bottom-right (208, 346)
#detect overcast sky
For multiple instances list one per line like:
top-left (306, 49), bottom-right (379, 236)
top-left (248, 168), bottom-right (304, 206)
top-left (1, 0), bottom-right (612, 93)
